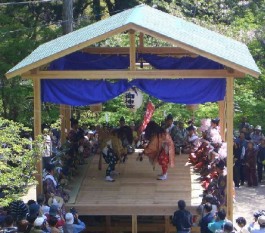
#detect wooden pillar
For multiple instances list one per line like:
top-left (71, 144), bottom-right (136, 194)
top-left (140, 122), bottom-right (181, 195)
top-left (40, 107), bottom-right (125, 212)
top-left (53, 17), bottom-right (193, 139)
top-left (165, 216), bottom-right (170, 233)
top-left (65, 106), bottom-right (71, 133)
top-left (139, 32), bottom-right (144, 49)
top-left (132, 215), bottom-right (137, 233)
top-left (129, 30), bottom-right (136, 72)
top-left (105, 216), bottom-right (111, 233)
top-left (60, 105), bottom-right (66, 144)
top-left (226, 77), bottom-right (234, 220)
top-left (33, 77), bottom-right (43, 195)
top-left (218, 100), bottom-right (226, 141)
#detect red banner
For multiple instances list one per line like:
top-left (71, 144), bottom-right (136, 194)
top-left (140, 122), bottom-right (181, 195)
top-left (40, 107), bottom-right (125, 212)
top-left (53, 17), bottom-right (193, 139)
top-left (138, 101), bottom-right (155, 134)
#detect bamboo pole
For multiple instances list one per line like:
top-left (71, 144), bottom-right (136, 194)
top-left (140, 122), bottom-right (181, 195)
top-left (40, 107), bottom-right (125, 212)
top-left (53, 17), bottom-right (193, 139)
top-left (33, 77), bottom-right (43, 195)
top-left (226, 77), bottom-right (234, 220)
top-left (218, 100), bottom-right (226, 141)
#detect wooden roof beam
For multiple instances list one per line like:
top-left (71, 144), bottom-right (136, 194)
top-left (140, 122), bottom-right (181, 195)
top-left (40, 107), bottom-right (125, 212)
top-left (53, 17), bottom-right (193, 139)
top-left (21, 69), bottom-right (245, 79)
top-left (81, 47), bottom-right (197, 56)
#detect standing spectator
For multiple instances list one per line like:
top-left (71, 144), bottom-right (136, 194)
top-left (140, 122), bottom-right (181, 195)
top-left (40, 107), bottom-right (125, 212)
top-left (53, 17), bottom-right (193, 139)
top-left (30, 217), bottom-right (48, 233)
top-left (199, 203), bottom-right (214, 233)
top-left (257, 138), bottom-right (265, 183)
top-left (175, 121), bottom-right (187, 154)
top-left (235, 133), bottom-right (247, 186)
top-left (235, 217), bottom-right (249, 233)
top-left (45, 205), bottom-right (65, 232)
top-left (250, 126), bottom-right (264, 148)
top-left (42, 128), bottom-right (52, 170)
top-left (9, 200), bottom-right (28, 222)
top-left (172, 200), bottom-right (193, 233)
top-left (245, 141), bottom-right (258, 187)
top-left (2, 215), bottom-right (17, 233)
top-left (165, 114), bottom-right (178, 145)
top-left (63, 212), bottom-right (86, 233)
top-left (251, 216), bottom-right (265, 233)
top-left (47, 216), bottom-right (60, 233)
top-left (239, 117), bottom-right (250, 132)
top-left (208, 209), bottom-right (227, 233)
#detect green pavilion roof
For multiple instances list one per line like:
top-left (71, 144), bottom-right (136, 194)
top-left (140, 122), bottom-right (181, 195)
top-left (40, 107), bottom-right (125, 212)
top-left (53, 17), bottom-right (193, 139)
top-left (6, 4), bottom-right (260, 78)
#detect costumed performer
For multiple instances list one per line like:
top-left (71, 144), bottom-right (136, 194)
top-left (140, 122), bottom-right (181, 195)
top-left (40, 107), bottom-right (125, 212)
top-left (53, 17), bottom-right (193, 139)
top-left (99, 127), bottom-right (127, 182)
top-left (141, 121), bottom-right (175, 180)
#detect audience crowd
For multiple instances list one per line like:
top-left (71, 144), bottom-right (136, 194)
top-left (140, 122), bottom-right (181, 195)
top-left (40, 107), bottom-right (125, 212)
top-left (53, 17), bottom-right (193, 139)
top-left (1, 115), bottom-right (264, 233)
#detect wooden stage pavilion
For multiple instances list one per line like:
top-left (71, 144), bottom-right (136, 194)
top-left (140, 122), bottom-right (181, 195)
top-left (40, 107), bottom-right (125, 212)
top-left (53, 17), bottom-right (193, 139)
top-left (6, 4), bottom-right (260, 232)
top-left (66, 151), bottom-right (203, 232)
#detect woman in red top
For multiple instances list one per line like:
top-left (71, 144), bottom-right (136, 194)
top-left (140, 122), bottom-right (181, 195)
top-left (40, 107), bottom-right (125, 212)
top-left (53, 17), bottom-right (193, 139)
top-left (142, 121), bottom-right (175, 180)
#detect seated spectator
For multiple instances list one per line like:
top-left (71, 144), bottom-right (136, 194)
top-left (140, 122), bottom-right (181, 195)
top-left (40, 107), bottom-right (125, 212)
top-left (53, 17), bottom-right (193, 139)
top-left (235, 217), bottom-right (249, 233)
top-left (47, 216), bottom-right (59, 233)
top-left (199, 203), bottom-right (215, 233)
top-left (172, 200), bottom-right (193, 233)
top-left (63, 211), bottom-right (86, 233)
top-left (2, 215), bottom-right (17, 233)
top-left (208, 209), bottom-right (227, 233)
top-left (183, 126), bottom-right (199, 154)
top-left (251, 216), bottom-right (265, 233)
top-left (43, 163), bottom-right (69, 204)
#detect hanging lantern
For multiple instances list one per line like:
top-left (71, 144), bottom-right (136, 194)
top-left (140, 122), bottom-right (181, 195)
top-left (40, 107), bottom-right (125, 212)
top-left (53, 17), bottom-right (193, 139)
top-left (124, 88), bottom-right (143, 111)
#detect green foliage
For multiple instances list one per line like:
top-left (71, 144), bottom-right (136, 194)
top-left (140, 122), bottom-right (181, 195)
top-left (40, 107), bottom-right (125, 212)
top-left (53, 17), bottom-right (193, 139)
top-left (0, 118), bottom-right (43, 206)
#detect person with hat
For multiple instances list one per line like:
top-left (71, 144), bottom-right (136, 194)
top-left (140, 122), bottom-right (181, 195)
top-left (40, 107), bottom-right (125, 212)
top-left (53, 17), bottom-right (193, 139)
top-left (45, 205), bottom-right (65, 232)
top-left (214, 160), bottom-right (227, 207)
top-left (30, 217), bottom-right (48, 233)
top-left (251, 215), bottom-right (265, 233)
top-left (63, 212), bottom-right (85, 233)
top-left (141, 121), bottom-right (175, 180)
top-left (183, 125), bottom-right (199, 154)
top-left (250, 126), bottom-right (264, 148)
top-left (244, 141), bottom-right (258, 187)
top-left (257, 138), bottom-right (265, 183)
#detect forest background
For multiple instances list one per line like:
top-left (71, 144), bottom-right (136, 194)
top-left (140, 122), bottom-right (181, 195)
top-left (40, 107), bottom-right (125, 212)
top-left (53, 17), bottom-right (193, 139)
top-left (0, 0), bottom-right (265, 129)
top-left (0, 0), bottom-right (265, 205)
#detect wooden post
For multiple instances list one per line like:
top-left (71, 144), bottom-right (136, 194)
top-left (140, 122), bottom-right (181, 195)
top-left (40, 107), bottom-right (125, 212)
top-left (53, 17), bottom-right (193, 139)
top-left (33, 77), bottom-right (43, 196)
top-left (130, 30), bottom-right (136, 72)
top-left (65, 106), bottom-right (71, 134)
top-left (226, 77), bottom-right (234, 220)
top-left (105, 216), bottom-right (111, 233)
top-left (165, 216), bottom-right (170, 233)
top-left (139, 32), bottom-right (144, 49)
top-left (132, 215), bottom-right (137, 233)
top-left (60, 105), bottom-right (66, 144)
top-left (218, 100), bottom-right (226, 141)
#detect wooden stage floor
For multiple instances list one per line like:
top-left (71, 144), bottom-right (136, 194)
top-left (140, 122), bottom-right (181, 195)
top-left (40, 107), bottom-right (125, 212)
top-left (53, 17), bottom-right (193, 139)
top-left (66, 152), bottom-right (203, 216)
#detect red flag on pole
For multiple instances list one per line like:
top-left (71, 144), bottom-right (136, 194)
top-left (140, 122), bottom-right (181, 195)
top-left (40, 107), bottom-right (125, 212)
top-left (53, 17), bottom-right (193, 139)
top-left (138, 101), bottom-right (155, 134)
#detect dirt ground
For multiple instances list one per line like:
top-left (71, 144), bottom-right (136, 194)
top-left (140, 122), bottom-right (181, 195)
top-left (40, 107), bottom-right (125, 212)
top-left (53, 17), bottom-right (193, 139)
top-left (233, 181), bottom-right (265, 224)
